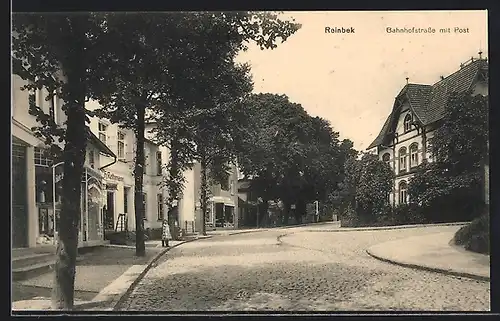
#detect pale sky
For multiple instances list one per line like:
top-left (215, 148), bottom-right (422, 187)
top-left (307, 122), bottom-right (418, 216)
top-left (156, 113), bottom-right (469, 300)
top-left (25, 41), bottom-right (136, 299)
top-left (235, 10), bottom-right (488, 151)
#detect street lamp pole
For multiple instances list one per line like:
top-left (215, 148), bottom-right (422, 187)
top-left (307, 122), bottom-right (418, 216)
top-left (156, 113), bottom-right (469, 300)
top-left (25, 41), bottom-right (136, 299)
top-left (52, 161), bottom-right (64, 245)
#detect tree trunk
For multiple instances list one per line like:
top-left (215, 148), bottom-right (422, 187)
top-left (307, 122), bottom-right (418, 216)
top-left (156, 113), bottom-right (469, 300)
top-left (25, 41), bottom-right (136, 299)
top-left (295, 200), bottom-right (306, 224)
top-left (51, 17), bottom-right (87, 311)
top-left (282, 201), bottom-right (291, 226)
top-left (258, 199), bottom-right (269, 228)
top-left (166, 136), bottom-right (181, 240)
top-left (200, 151), bottom-right (208, 236)
top-left (133, 100), bottom-right (146, 257)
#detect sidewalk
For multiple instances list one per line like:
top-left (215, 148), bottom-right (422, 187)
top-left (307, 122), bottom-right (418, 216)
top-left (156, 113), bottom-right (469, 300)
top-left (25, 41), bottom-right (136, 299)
top-left (307, 221), bottom-right (468, 232)
top-left (206, 227), bottom-right (269, 237)
top-left (366, 230), bottom-right (490, 281)
top-left (12, 237), bottom-right (209, 311)
top-left (205, 221), bottom-right (341, 236)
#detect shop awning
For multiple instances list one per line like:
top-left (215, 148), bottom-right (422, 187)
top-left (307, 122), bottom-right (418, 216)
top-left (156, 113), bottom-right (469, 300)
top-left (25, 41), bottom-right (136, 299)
top-left (211, 196), bottom-right (235, 207)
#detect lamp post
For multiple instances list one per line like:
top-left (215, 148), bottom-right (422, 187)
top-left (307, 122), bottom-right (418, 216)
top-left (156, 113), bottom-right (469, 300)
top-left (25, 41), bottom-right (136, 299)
top-left (315, 200), bottom-right (319, 223)
top-left (51, 161), bottom-right (64, 245)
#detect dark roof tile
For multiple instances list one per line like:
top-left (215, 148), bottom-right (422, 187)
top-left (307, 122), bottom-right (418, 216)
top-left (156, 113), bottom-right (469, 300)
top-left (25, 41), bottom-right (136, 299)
top-left (367, 58), bottom-right (487, 150)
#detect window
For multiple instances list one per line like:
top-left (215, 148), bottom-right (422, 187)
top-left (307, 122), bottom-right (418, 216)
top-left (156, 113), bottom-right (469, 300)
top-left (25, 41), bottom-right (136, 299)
top-left (399, 147), bottom-right (407, 173)
top-left (117, 131), bottom-right (125, 160)
top-left (28, 90), bottom-right (36, 111)
top-left (410, 143), bottom-right (419, 168)
top-left (142, 192), bottom-right (148, 220)
top-left (404, 114), bottom-right (413, 132)
top-left (157, 193), bottom-right (164, 221)
top-left (49, 90), bottom-right (58, 123)
top-left (89, 150), bottom-right (95, 169)
top-left (35, 166), bottom-right (52, 203)
top-left (156, 151), bottom-right (162, 176)
top-left (382, 153), bottom-right (391, 167)
top-left (28, 78), bottom-right (41, 112)
top-left (220, 175), bottom-right (230, 191)
top-left (98, 123), bottom-right (107, 145)
top-left (124, 187), bottom-right (130, 214)
top-left (34, 147), bottom-right (52, 167)
top-left (399, 181), bottom-right (408, 204)
top-left (143, 147), bottom-right (148, 175)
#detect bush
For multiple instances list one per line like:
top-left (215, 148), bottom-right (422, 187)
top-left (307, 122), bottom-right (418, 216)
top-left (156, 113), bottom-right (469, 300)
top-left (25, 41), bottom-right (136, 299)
top-left (391, 204), bottom-right (425, 225)
top-left (453, 214), bottom-right (489, 254)
top-left (146, 228), bottom-right (163, 240)
top-left (340, 205), bottom-right (359, 227)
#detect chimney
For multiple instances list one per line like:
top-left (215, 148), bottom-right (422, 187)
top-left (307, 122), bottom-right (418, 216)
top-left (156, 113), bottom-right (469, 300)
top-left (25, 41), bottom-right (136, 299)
top-left (460, 63), bottom-right (464, 69)
top-left (440, 75), bottom-right (445, 80)
top-left (479, 51), bottom-right (483, 59)
top-left (406, 77), bottom-right (409, 84)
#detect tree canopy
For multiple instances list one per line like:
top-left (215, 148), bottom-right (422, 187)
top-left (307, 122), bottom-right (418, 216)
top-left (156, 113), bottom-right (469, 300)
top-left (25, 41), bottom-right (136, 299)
top-left (234, 93), bottom-right (352, 224)
top-left (408, 90), bottom-right (488, 222)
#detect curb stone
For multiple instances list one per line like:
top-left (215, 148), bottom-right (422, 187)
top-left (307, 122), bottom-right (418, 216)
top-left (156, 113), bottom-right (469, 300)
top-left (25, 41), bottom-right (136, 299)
top-left (306, 222), bottom-right (469, 233)
top-left (365, 247), bottom-right (490, 282)
top-left (276, 232), bottom-right (295, 246)
top-left (228, 229), bottom-right (268, 235)
top-left (112, 235), bottom-right (213, 311)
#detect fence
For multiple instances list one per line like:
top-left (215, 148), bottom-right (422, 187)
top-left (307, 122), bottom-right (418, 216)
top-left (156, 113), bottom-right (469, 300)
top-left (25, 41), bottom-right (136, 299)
top-left (183, 220), bottom-right (196, 235)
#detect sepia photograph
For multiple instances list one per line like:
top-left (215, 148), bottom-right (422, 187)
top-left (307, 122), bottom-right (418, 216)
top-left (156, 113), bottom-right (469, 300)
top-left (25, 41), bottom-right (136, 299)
top-left (11, 10), bottom-right (490, 313)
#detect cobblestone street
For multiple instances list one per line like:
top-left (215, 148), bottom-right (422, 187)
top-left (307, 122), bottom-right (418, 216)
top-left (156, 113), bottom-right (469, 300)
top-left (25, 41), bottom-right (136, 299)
top-left (119, 225), bottom-right (490, 311)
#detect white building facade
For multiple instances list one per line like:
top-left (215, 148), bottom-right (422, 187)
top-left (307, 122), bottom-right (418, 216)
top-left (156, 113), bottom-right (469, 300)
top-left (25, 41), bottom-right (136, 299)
top-left (12, 74), bottom-right (114, 249)
top-left (86, 102), bottom-right (168, 234)
top-left (367, 56), bottom-right (488, 206)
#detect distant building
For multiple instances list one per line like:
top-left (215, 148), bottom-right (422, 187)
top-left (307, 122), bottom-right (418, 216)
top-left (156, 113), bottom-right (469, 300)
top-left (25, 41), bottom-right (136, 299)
top-left (144, 121), bottom-right (240, 233)
top-left (367, 55), bottom-right (488, 206)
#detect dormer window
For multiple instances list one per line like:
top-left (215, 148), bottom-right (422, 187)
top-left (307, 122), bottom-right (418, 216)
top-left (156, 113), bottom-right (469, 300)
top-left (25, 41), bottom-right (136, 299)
top-left (117, 131), bottom-right (125, 160)
top-left (404, 114), bottom-right (413, 132)
top-left (382, 153), bottom-right (391, 167)
top-left (98, 122), bottom-right (108, 145)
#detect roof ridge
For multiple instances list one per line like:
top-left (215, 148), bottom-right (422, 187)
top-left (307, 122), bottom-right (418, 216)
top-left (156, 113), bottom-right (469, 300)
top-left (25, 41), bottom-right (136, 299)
top-left (431, 58), bottom-right (485, 87)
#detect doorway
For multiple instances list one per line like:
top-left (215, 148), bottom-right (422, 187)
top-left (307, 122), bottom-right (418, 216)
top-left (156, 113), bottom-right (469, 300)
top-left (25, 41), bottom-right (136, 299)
top-left (12, 143), bottom-right (28, 248)
top-left (224, 205), bottom-right (234, 227)
top-left (105, 191), bottom-right (115, 230)
top-left (215, 203), bottom-right (224, 227)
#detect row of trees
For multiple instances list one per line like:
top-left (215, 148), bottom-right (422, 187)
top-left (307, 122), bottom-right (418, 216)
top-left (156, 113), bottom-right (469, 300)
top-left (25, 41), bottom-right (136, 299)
top-left (12, 12), bottom-right (301, 310)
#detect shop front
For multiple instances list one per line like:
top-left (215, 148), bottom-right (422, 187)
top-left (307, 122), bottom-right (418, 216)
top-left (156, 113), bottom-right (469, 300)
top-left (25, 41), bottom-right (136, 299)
top-left (210, 196), bottom-right (237, 229)
top-left (47, 164), bottom-right (105, 246)
top-left (12, 141), bottom-right (29, 248)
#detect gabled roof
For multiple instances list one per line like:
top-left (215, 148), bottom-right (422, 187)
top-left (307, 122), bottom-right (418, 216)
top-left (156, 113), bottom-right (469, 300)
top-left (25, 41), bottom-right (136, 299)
top-left (87, 128), bottom-right (116, 158)
top-left (144, 137), bottom-right (159, 146)
top-left (367, 58), bottom-right (488, 150)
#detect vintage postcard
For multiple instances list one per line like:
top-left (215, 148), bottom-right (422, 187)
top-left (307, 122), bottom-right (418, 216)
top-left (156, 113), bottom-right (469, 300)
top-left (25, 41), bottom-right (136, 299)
top-left (11, 10), bottom-right (489, 313)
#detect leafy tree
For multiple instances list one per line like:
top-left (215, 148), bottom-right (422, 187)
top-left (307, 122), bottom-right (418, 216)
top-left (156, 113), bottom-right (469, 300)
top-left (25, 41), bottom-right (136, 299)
top-left (235, 94), bottom-right (346, 226)
top-left (430, 91), bottom-right (488, 173)
top-left (86, 13), bottom-right (188, 256)
top-left (151, 12), bottom-right (301, 234)
top-left (355, 153), bottom-right (394, 223)
top-left (336, 153), bottom-right (392, 226)
top-left (235, 94), bottom-right (302, 226)
top-left (323, 139), bottom-right (358, 218)
top-left (154, 117), bottom-right (197, 240)
top-left (408, 91), bottom-right (488, 222)
top-left (12, 13), bottom-right (108, 310)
